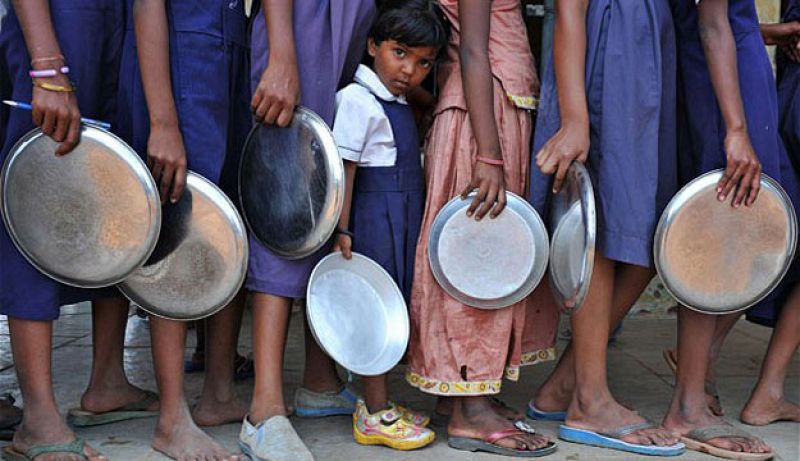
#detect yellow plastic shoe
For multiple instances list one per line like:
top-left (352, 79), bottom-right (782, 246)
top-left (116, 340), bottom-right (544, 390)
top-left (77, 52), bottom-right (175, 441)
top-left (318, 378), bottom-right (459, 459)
top-left (392, 401), bottom-right (431, 427)
top-left (352, 400), bottom-right (435, 450)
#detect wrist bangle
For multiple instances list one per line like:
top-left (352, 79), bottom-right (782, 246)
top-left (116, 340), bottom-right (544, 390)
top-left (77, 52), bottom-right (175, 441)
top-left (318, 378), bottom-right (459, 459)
top-left (30, 54), bottom-right (65, 66)
top-left (334, 228), bottom-right (354, 239)
top-left (33, 80), bottom-right (75, 93)
top-left (28, 67), bottom-right (70, 78)
top-left (476, 155), bottom-right (504, 166)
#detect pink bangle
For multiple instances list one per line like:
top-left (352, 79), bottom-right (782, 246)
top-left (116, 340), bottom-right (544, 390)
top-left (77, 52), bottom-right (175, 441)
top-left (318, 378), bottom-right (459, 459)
top-left (29, 67), bottom-right (70, 78)
top-left (476, 155), bottom-right (505, 166)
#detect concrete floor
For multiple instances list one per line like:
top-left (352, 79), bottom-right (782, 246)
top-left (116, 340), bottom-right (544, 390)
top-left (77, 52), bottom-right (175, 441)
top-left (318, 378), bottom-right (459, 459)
top-left (0, 303), bottom-right (797, 461)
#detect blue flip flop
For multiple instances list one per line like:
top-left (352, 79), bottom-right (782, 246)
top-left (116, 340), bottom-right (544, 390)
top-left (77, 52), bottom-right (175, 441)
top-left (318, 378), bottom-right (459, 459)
top-left (526, 400), bottom-right (567, 421)
top-left (559, 423), bottom-right (685, 457)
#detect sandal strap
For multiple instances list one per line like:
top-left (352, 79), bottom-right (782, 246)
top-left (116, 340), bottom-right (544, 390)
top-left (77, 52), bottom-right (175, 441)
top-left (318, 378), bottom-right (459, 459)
top-left (686, 424), bottom-right (752, 443)
top-left (485, 428), bottom-right (525, 444)
top-left (601, 421), bottom-right (656, 438)
top-left (25, 438), bottom-right (88, 460)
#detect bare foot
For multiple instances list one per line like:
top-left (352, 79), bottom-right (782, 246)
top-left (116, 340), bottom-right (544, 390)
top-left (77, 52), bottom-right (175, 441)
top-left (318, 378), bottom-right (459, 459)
top-left (568, 397), bottom-right (679, 447)
top-left (449, 397), bottom-right (552, 451)
top-left (741, 395), bottom-right (800, 426)
top-left (664, 349), bottom-right (723, 416)
top-left (530, 380), bottom-right (573, 414)
top-left (192, 396), bottom-right (248, 427)
top-left (12, 421), bottom-right (106, 461)
top-left (438, 396), bottom-right (527, 422)
top-left (664, 403), bottom-right (771, 455)
top-left (80, 383), bottom-right (159, 413)
top-left (153, 411), bottom-right (238, 460)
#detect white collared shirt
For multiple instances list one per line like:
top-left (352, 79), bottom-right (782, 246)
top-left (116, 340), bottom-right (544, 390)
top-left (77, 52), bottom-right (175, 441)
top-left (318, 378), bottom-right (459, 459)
top-left (333, 64), bottom-right (408, 167)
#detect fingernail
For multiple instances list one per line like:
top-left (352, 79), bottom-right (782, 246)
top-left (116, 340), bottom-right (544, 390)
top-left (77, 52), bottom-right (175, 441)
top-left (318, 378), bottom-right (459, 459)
top-left (716, 187), bottom-right (722, 193)
top-left (718, 194), bottom-right (725, 201)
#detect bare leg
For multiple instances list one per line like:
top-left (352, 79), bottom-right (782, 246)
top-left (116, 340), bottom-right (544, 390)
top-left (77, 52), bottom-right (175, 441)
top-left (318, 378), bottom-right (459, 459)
top-left (741, 287), bottom-right (800, 425)
top-left (568, 253), bottom-right (677, 446)
top-left (363, 375), bottom-right (388, 413)
top-left (192, 291), bottom-right (248, 426)
top-left (448, 397), bottom-right (552, 450)
top-left (9, 318), bottom-right (104, 461)
top-left (149, 317), bottom-right (237, 460)
top-left (249, 293), bottom-right (292, 422)
top-left (80, 297), bottom-right (158, 413)
top-left (663, 308), bottom-right (771, 455)
top-left (301, 312), bottom-right (341, 393)
top-left (532, 264), bottom-right (654, 413)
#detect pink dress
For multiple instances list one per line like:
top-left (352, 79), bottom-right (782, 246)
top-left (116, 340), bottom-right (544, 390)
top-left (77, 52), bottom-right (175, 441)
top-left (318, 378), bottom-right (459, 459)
top-left (406, 0), bottom-right (558, 396)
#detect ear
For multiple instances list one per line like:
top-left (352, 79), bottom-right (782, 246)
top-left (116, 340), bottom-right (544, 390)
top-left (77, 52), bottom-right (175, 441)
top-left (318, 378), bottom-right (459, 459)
top-left (367, 38), bottom-right (378, 58)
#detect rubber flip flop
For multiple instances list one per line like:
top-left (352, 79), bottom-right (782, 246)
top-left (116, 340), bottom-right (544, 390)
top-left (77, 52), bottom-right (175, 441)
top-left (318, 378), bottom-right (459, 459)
top-left (2, 438), bottom-right (100, 461)
top-left (526, 400), bottom-right (567, 422)
top-left (449, 428), bottom-right (558, 457)
top-left (680, 424), bottom-right (774, 461)
top-left (559, 423), bottom-right (685, 457)
top-left (67, 390), bottom-right (159, 427)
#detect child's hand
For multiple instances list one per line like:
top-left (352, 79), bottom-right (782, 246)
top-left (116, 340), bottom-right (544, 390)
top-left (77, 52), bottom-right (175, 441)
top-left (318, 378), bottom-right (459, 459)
top-left (535, 122), bottom-right (589, 193)
top-left (333, 233), bottom-right (353, 260)
top-left (251, 58), bottom-right (300, 127)
top-left (718, 128), bottom-right (761, 208)
top-left (461, 161), bottom-right (506, 220)
top-left (147, 124), bottom-right (188, 204)
top-left (31, 78), bottom-right (82, 156)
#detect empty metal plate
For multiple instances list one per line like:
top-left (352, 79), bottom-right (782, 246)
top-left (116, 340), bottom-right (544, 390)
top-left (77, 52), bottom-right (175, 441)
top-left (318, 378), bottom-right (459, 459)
top-left (428, 192), bottom-right (549, 309)
top-left (654, 169), bottom-right (797, 314)
top-left (1, 127), bottom-right (160, 288)
top-left (307, 252), bottom-right (409, 376)
top-left (239, 107), bottom-right (344, 259)
top-left (549, 162), bottom-right (596, 313)
top-left (118, 172), bottom-right (248, 320)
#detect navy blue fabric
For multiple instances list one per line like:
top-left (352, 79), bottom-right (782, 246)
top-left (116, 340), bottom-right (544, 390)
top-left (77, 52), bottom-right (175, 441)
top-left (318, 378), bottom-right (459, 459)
top-left (351, 98), bottom-right (424, 303)
top-left (0, 1), bottom-right (125, 320)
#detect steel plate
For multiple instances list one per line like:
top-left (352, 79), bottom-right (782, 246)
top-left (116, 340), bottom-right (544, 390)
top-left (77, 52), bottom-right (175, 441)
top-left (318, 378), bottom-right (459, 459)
top-left (119, 172), bottom-right (248, 321)
top-left (654, 169), bottom-right (797, 314)
top-left (307, 252), bottom-right (409, 376)
top-left (548, 162), bottom-right (596, 313)
top-left (0, 127), bottom-right (160, 288)
top-left (239, 107), bottom-right (344, 259)
top-left (428, 191), bottom-right (549, 309)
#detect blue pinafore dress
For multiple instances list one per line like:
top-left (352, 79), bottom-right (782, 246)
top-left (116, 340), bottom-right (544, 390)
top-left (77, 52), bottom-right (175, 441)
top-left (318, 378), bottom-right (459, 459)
top-left (0, 0), bottom-right (125, 320)
top-left (351, 99), bottom-right (424, 303)
top-left (671, 0), bottom-right (800, 326)
top-left (530, 0), bottom-right (677, 268)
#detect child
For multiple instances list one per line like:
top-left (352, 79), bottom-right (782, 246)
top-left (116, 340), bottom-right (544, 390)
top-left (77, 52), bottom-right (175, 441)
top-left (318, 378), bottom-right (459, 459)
top-left (115, 0), bottom-right (251, 459)
top-left (240, 1), bottom-right (376, 460)
top-left (528, 0), bottom-right (684, 456)
top-left (406, 0), bottom-right (559, 456)
top-left (330, 5), bottom-right (447, 450)
top-left (663, 0), bottom-right (799, 458)
top-left (0, 1), bottom-right (158, 459)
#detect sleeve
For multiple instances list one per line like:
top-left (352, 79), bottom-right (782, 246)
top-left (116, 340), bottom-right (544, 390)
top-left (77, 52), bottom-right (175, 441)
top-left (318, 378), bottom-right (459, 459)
top-left (333, 86), bottom-right (370, 164)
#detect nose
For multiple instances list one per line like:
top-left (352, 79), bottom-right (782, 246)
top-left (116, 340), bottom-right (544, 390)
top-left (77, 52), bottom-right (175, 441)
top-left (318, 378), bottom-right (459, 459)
top-left (400, 62), bottom-right (413, 76)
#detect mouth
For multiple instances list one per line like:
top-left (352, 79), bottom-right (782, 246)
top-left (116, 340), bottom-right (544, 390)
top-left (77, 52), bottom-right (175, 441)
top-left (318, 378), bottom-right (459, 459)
top-left (392, 80), bottom-right (409, 90)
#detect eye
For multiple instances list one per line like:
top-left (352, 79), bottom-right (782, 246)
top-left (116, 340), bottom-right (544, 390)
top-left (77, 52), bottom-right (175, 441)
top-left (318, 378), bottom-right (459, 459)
top-left (419, 59), bottom-right (432, 69)
top-left (393, 48), bottom-right (406, 58)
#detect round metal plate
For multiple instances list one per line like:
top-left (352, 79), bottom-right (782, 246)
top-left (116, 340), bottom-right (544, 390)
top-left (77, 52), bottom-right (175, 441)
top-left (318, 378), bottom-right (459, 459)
top-left (239, 107), bottom-right (344, 259)
top-left (428, 192), bottom-right (549, 309)
top-left (119, 172), bottom-right (248, 321)
top-left (0, 127), bottom-right (160, 288)
top-left (548, 162), bottom-right (596, 313)
top-left (307, 252), bottom-right (409, 376)
top-left (654, 169), bottom-right (797, 314)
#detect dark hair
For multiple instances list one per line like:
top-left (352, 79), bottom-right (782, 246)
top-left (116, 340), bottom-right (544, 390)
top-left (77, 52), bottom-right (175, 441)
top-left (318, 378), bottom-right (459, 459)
top-left (369, 1), bottom-right (449, 54)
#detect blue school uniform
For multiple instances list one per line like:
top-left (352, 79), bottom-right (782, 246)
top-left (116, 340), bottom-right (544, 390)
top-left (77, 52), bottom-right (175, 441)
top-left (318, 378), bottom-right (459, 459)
top-left (116, 0), bottom-right (250, 197)
top-left (350, 100), bottom-right (424, 303)
top-left (671, 0), bottom-right (800, 327)
top-left (530, 0), bottom-right (677, 268)
top-left (0, 0), bottom-right (125, 320)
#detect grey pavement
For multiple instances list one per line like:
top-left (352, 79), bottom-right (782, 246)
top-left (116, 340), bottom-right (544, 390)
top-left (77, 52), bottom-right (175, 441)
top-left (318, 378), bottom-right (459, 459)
top-left (0, 302), bottom-right (797, 461)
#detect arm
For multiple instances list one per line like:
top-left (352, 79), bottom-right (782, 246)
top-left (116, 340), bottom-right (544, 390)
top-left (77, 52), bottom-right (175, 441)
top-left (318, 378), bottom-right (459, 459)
top-left (12, 0), bottom-right (81, 155)
top-left (251, 0), bottom-right (299, 127)
top-left (534, 0), bottom-right (590, 193)
top-left (458, 0), bottom-right (506, 220)
top-left (698, 0), bottom-right (761, 207)
top-left (760, 21), bottom-right (800, 62)
top-left (134, 0), bottom-right (187, 203)
top-left (332, 161), bottom-right (357, 259)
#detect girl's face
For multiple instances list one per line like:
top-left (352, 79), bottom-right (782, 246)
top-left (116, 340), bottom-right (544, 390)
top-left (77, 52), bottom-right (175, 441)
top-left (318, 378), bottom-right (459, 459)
top-left (368, 38), bottom-right (438, 96)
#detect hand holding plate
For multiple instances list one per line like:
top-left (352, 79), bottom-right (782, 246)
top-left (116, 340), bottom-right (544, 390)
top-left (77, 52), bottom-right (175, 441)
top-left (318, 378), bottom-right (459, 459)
top-left (461, 160), bottom-right (506, 220)
top-left (333, 233), bottom-right (353, 260)
top-left (147, 124), bottom-right (188, 204)
top-left (535, 123), bottom-right (589, 193)
top-left (718, 128), bottom-right (761, 207)
top-left (31, 79), bottom-right (81, 156)
top-left (251, 57), bottom-right (300, 127)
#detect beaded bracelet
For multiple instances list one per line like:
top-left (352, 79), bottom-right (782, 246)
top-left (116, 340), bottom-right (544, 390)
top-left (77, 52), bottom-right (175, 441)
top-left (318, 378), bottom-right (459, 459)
top-left (29, 67), bottom-right (70, 78)
top-left (476, 155), bottom-right (505, 166)
top-left (33, 80), bottom-right (75, 93)
top-left (334, 228), bottom-right (354, 239)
